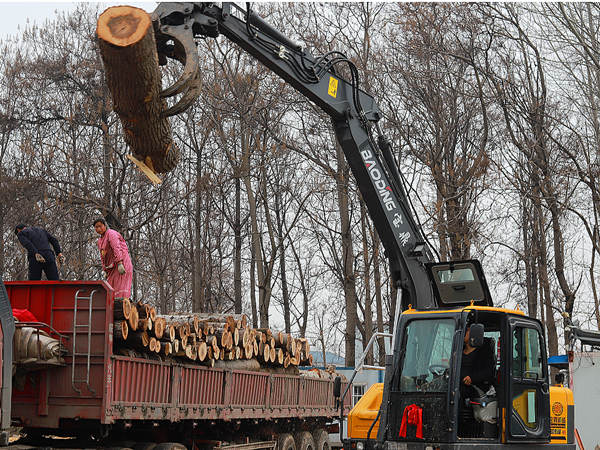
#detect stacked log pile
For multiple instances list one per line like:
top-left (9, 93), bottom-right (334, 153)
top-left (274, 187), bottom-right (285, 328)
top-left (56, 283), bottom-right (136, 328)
top-left (112, 299), bottom-right (314, 370)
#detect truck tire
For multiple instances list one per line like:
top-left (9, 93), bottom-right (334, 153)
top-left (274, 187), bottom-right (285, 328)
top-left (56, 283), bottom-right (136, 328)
top-left (294, 431), bottom-right (315, 450)
top-left (133, 443), bottom-right (156, 450)
top-left (277, 433), bottom-right (296, 450)
top-left (154, 443), bottom-right (187, 450)
top-left (0, 430), bottom-right (8, 446)
top-left (312, 429), bottom-right (329, 450)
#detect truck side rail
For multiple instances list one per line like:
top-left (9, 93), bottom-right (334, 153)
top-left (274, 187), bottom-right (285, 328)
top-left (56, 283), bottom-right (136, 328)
top-left (106, 355), bottom-right (351, 422)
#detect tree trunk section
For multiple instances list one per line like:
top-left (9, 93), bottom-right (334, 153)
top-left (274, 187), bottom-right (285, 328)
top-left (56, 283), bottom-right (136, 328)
top-left (114, 320), bottom-right (128, 341)
top-left (234, 174), bottom-right (243, 314)
top-left (97, 5), bottom-right (179, 173)
top-left (335, 140), bottom-right (357, 367)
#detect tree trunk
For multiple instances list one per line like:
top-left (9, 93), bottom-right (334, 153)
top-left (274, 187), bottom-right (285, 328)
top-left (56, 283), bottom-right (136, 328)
top-left (534, 200), bottom-right (559, 358)
top-left (97, 5), bottom-right (178, 173)
top-left (258, 159), bottom-right (277, 330)
top-left (360, 199), bottom-right (373, 365)
top-left (241, 131), bottom-right (265, 327)
top-left (523, 194), bottom-right (538, 318)
top-left (591, 233), bottom-right (600, 329)
top-left (234, 174), bottom-right (243, 314)
top-left (334, 141), bottom-right (357, 367)
top-left (192, 146), bottom-right (203, 312)
top-left (373, 232), bottom-right (386, 366)
top-left (290, 239), bottom-right (309, 338)
top-left (275, 190), bottom-right (291, 334)
top-left (250, 242), bottom-right (258, 328)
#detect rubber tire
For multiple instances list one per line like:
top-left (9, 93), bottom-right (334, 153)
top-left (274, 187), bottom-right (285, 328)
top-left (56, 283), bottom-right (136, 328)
top-left (154, 444), bottom-right (187, 450)
top-left (294, 431), bottom-right (315, 450)
top-left (133, 443), bottom-right (157, 450)
top-left (106, 441), bottom-right (136, 450)
top-left (0, 430), bottom-right (9, 447)
top-left (312, 429), bottom-right (330, 450)
top-left (277, 433), bottom-right (297, 450)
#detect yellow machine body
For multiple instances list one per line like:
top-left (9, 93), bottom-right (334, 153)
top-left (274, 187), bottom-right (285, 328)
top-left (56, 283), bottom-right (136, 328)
top-left (548, 385), bottom-right (574, 444)
top-left (347, 383), bottom-right (384, 439)
top-left (346, 306), bottom-right (576, 447)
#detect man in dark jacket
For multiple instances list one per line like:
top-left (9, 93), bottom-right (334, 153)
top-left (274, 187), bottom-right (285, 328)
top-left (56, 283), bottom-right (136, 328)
top-left (14, 224), bottom-right (65, 280)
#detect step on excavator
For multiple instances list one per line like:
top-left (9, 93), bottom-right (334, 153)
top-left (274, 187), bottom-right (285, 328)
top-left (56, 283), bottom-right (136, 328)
top-left (146, 3), bottom-right (575, 449)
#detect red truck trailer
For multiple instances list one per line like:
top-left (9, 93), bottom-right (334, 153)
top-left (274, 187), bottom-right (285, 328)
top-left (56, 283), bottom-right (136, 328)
top-left (0, 278), bottom-right (349, 449)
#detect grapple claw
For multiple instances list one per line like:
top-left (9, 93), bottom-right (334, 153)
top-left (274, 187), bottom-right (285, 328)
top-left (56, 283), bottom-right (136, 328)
top-left (152, 2), bottom-right (218, 117)
top-left (156, 22), bottom-right (200, 98)
top-left (162, 72), bottom-right (203, 117)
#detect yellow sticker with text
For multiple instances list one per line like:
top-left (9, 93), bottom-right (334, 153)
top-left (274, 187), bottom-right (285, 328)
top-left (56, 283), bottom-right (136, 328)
top-left (328, 77), bottom-right (338, 98)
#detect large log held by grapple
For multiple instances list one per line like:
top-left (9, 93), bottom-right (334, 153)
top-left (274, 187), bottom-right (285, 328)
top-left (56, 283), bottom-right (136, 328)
top-left (96, 6), bottom-right (179, 177)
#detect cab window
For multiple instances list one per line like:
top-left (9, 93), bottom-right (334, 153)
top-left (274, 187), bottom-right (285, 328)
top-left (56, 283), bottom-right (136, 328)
top-left (512, 327), bottom-right (543, 380)
top-left (511, 327), bottom-right (544, 428)
top-left (437, 267), bottom-right (475, 283)
top-left (400, 319), bottom-right (455, 392)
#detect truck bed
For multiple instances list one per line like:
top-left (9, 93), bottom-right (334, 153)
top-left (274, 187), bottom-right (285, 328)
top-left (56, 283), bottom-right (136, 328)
top-left (6, 281), bottom-right (349, 429)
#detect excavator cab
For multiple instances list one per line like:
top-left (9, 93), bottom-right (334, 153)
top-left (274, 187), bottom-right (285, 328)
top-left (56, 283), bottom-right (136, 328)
top-left (345, 306), bottom-right (573, 449)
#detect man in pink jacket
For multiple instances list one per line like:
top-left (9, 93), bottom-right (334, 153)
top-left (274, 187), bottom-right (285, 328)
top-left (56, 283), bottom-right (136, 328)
top-left (94, 218), bottom-right (133, 298)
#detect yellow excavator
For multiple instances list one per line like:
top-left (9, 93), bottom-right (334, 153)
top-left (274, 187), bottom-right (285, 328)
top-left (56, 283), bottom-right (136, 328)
top-left (343, 300), bottom-right (575, 449)
top-left (146, 3), bottom-right (575, 449)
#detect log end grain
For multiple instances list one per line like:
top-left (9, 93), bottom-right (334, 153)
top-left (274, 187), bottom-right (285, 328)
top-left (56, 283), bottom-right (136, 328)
top-left (97, 6), bottom-right (151, 48)
top-left (149, 306), bottom-right (157, 322)
top-left (197, 341), bottom-right (207, 362)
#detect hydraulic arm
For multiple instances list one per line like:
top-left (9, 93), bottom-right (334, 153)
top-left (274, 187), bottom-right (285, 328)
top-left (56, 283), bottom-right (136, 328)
top-left (152, 2), bottom-right (437, 311)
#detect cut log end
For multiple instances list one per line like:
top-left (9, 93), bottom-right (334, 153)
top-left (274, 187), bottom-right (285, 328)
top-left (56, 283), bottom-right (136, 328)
top-left (97, 6), bottom-right (152, 47)
top-left (197, 342), bottom-right (208, 362)
top-left (114, 320), bottom-right (128, 341)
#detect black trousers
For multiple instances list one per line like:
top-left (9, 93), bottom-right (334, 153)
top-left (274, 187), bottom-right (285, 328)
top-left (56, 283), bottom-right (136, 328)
top-left (28, 259), bottom-right (59, 281)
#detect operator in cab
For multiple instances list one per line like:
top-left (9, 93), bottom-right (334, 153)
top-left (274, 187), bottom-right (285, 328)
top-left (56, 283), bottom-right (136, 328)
top-left (460, 326), bottom-right (495, 395)
top-left (459, 322), bottom-right (497, 437)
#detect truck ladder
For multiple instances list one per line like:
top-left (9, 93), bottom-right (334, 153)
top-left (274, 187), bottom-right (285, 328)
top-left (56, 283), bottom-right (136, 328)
top-left (71, 289), bottom-right (97, 394)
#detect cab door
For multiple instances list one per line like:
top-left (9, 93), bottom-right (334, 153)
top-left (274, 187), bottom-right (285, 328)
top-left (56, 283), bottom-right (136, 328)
top-left (505, 317), bottom-right (550, 442)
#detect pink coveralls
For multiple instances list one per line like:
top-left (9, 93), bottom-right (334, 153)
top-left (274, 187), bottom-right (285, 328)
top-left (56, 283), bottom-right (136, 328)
top-left (97, 228), bottom-right (133, 298)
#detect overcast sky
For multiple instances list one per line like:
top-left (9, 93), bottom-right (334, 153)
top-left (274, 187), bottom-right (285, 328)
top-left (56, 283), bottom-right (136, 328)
top-left (0, 2), bottom-right (156, 39)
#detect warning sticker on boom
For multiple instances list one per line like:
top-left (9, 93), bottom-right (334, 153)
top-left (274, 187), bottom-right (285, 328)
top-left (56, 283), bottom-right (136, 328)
top-left (328, 77), bottom-right (338, 98)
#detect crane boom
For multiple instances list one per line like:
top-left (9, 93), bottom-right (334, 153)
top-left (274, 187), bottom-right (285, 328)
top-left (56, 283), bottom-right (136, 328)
top-left (152, 2), bottom-right (494, 312)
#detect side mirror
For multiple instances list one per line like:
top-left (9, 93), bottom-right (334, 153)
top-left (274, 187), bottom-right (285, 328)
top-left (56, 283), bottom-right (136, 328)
top-left (333, 376), bottom-right (341, 398)
top-left (469, 323), bottom-right (485, 348)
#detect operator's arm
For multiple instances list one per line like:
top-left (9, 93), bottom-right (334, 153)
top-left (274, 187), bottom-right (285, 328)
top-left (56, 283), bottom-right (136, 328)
top-left (17, 231), bottom-right (38, 256)
top-left (45, 230), bottom-right (62, 255)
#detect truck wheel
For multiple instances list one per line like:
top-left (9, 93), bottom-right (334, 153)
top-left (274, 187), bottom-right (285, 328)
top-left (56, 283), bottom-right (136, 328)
top-left (154, 444), bottom-right (187, 450)
top-left (277, 433), bottom-right (296, 450)
top-left (0, 431), bottom-right (9, 446)
top-left (294, 431), bottom-right (315, 450)
top-left (133, 443), bottom-right (156, 450)
top-left (312, 429), bottom-right (330, 450)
